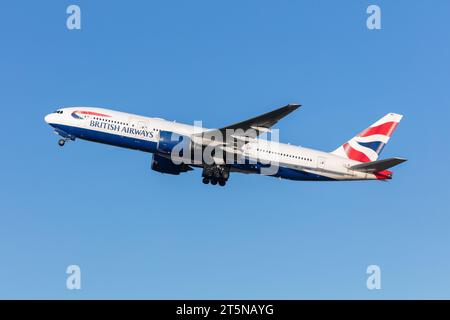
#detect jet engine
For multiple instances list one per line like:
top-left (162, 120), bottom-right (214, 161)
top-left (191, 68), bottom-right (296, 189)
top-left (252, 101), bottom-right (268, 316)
top-left (151, 153), bottom-right (192, 175)
top-left (157, 130), bottom-right (191, 156)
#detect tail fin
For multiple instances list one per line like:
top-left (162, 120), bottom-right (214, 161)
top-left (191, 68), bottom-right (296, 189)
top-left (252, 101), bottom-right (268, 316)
top-left (331, 113), bottom-right (403, 163)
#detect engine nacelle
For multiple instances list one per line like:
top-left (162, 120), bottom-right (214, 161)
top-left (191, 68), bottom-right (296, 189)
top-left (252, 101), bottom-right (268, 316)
top-left (157, 130), bottom-right (224, 166)
top-left (157, 130), bottom-right (192, 157)
top-left (151, 153), bottom-right (192, 175)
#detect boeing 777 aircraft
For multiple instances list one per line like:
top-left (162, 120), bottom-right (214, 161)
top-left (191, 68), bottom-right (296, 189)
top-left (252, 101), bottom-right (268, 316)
top-left (44, 104), bottom-right (406, 186)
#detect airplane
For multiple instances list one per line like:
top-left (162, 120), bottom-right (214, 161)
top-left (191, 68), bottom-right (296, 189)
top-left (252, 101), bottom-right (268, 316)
top-left (44, 104), bottom-right (406, 186)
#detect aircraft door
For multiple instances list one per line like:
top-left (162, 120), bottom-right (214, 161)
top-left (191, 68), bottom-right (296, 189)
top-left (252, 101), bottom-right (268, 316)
top-left (317, 156), bottom-right (326, 171)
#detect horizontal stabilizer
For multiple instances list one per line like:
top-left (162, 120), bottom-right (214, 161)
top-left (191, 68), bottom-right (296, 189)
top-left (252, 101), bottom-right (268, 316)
top-left (350, 157), bottom-right (407, 173)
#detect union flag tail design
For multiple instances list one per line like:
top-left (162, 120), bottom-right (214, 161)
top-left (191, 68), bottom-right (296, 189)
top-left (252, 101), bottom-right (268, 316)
top-left (331, 113), bottom-right (403, 163)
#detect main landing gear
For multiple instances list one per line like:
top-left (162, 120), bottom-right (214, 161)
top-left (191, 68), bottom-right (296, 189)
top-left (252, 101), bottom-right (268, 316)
top-left (202, 165), bottom-right (229, 186)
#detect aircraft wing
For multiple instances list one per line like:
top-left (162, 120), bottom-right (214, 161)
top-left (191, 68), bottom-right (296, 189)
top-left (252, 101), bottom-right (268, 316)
top-left (216, 103), bottom-right (300, 138)
top-left (193, 103), bottom-right (301, 146)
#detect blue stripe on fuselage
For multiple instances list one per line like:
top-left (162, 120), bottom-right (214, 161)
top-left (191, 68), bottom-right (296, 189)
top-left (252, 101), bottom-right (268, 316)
top-left (50, 123), bottom-right (158, 153)
top-left (274, 165), bottom-right (335, 181)
top-left (50, 123), bottom-right (335, 181)
top-left (231, 162), bottom-right (335, 181)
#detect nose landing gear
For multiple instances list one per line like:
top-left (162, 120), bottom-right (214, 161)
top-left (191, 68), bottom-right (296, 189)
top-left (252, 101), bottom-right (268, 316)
top-left (54, 128), bottom-right (75, 147)
top-left (58, 138), bottom-right (67, 147)
top-left (202, 165), bottom-right (230, 186)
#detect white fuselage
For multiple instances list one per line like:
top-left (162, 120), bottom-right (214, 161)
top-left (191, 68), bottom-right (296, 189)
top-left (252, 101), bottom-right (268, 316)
top-left (44, 107), bottom-right (382, 181)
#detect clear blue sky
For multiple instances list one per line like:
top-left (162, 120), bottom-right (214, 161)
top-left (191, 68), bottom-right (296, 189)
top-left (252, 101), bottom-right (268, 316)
top-left (1, 0), bottom-right (449, 299)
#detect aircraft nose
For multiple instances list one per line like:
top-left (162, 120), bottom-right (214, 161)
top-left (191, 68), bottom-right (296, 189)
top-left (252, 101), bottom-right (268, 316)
top-left (44, 113), bottom-right (53, 124)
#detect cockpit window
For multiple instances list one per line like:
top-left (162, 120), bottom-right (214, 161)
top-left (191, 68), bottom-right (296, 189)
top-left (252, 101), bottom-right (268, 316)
top-left (53, 110), bottom-right (63, 114)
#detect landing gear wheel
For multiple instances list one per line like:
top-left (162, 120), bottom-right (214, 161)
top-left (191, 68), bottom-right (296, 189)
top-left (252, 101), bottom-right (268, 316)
top-left (222, 171), bottom-right (229, 180)
top-left (58, 139), bottom-right (65, 147)
top-left (201, 165), bottom-right (230, 186)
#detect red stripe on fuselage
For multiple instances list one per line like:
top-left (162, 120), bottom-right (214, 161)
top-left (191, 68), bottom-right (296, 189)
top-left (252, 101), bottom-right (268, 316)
top-left (343, 143), bottom-right (371, 162)
top-left (359, 122), bottom-right (398, 138)
top-left (75, 110), bottom-right (111, 117)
